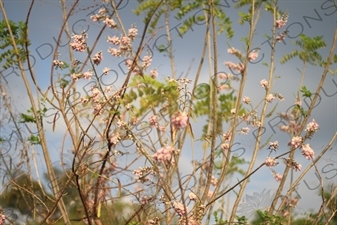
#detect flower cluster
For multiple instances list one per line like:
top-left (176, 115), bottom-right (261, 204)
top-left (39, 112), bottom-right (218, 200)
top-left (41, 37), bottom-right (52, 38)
top-left (239, 127), bottom-right (250, 135)
top-left (248, 49), bottom-right (259, 62)
top-left (266, 93), bottom-right (274, 103)
top-left (276, 30), bottom-right (288, 42)
top-left (142, 55), bottom-right (152, 69)
top-left (268, 141), bottom-right (279, 152)
top-left (103, 67), bottom-right (110, 75)
top-left (71, 70), bottom-right (93, 81)
top-left (128, 27), bottom-right (138, 40)
top-left (224, 61), bottom-right (245, 73)
top-left (273, 172), bottom-right (282, 182)
top-left (53, 60), bottom-right (64, 69)
top-left (289, 136), bottom-right (302, 149)
top-left (243, 96), bottom-right (251, 104)
top-left (221, 143), bottom-right (230, 152)
top-left (104, 17), bottom-right (117, 29)
top-left (211, 176), bottom-right (218, 186)
top-left (133, 166), bottom-right (153, 183)
top-left (222, 132), bottom-right (232, 142)
top-left (109, 132), bottom-right (120, 145)
top-left (305, 119), bottom-right (319, 136)
top-left (260, 79), bottom-right (269, 89)
top-left (279, 119), bottom-right (301, 134)
top-left (92, 51), bottom-right (103, 65)
top-left (173, 201), bottom-right (186, 216)
top-left (152, 146), bottom-right (176, 164)
top-left (171, 111), bottom-right (188, 129)
top-left (301, 143), bottom-right (315, 160)
top-left (90, 8), bottom-right (107, 22)
top-left (148, 217), bottom-right (160, 225)
top-left (283, 158), bottom-right (302, 171)
top-left (189, 192), bottom-right (197, 201)
top-left (265, 157), bottom-right (278, 167)
top-left (227, 47), bottom-right (244, 60)
top-left (150, 68), bottom-right (158, 78)
top-left (275, 12), bottom-right (289, 29)
top-left (149, 115), bottom-right (158, 127)
top-left (70, 32), bottom-right (87, 52)
top-left (106, 27), bottom-right (138, 58)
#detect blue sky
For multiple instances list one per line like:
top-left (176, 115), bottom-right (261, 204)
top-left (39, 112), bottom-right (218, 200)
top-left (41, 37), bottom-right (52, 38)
top-left (1, 0), bottom-right (337, 222)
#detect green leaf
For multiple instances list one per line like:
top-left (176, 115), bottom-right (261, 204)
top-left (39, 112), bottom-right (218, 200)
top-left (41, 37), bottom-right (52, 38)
top-left (19, 113), bottom-right (36, 123)
top-left (28, 135), bottom-right (40, 145)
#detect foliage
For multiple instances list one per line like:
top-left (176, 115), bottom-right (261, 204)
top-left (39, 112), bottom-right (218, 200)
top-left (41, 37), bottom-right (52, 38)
top-left (0, 20), bottom-right (30, 69)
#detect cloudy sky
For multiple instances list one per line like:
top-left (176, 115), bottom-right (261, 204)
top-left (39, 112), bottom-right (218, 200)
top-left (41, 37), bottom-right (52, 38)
top-left (1, 0), bottom-right (337, 222)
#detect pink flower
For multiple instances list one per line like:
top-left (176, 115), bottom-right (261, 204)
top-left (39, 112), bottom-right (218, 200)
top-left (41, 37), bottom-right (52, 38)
top-left (149, 115), bottom-right (158, 127)
top-left (83, 70), bottom-right (93, 80)
top-left (280, 125), bottom-right (289, 132)
top-left (248, 50), bottom-right (259, 62)
top-left (239, 127), bottom-right (250, 135)
top-left (71, 72), bottom-right (81, 81)
top-left (108, 47), bottom-right (121, 56)
top-left (293, 163), bottom-right (302, 171)
top-left (275, 20), bottom-right (286, 29)
top-left (159, 125), bottom-right (167, 132)
top-left (104, 86), bottom-right (112, 93)
top-left (237, 62), bottom-right (245, 73)
top-left (109, 133), bottom-right (120, 145)
top-left (221, 143), bottom-right (230, 152)
top-left (211, 176), bottom-right (218, 186)
top-left (227, 47), bottom-right (244, 59)
top-left (173, 201), bottom-right (186, 216)
top-left (224, 61), bottom-right (245, 73)
top-left (98, 8), bottom-right (107, 15)
top-left (152, 146), bottom-right (175, 163)
top-left (283, 210), bottom-right (289, 217)
top-left (276, 31), bottom-right (287, 42)
top-left (128, 27), bottom-right (138, 39)
top-left (260, 79), bottom-right (268, 88)
top-left (107, 35), bottom-right (120, 45)
top-left (289, 198), bottom-right (298, 207)
top-left (189, 192), bottom-right (197, 201)
top-left (171, 111), bottom-right (188, 129)
top-left (70, 33), bottom-right (87, 52)
top-left (301, 143), bottom-right (315, 159)
top-left (104, 18), bottom-right (117, 29)
top-left (142, 55), bottom-right (152, 69)
top-left (228, 47), bottom-right (238, 54)
top-left (222, 132), bottom-right (232, 142)
top-left (121, 36), bottom-right (131, 45)
top-left (243, 96), bottom-right (251, 104)
top-left (90, 15), bottom-right (99, 22)
top-left (218, 84), bottom-right (230, 91)
top-left (218, 72), bottom-right (228, 79)
top-left (289, 136), bottom-right (302, 149)
top-left (266, 93), bottom-right (274, 103)
top-left (268, 141), bottom-right (279, 152)
top-left (274, 173), bottom-right (282, 182)
top-left (265, 157), bottom-right (277, 167)
top-left (275, 12), bottom-right (289, 29)
top-left (305, 119), bottom-right (319, 133)
top-left (150, 68), bottom-right (158, 78)
top-left (53, 60), bottom-right (64, 69)
top-left (103, 67), bottom-right (110, 75)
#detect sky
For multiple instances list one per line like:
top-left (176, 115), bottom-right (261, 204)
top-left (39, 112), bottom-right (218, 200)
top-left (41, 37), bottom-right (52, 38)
top-left (0, 0), bottom-right (337, 223)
